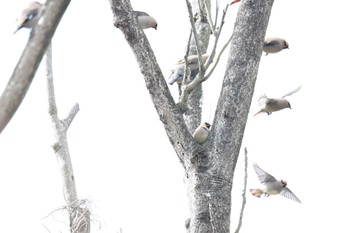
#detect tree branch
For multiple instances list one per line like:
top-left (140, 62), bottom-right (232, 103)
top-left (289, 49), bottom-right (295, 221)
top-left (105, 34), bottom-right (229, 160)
top-left (234, 147), bottom-right (248, 233)
top-left (209, 0), bottom-right (275, 176)
top-left (108, 0), bottom-right (198, 165)
top-left (45, 44), bottom-right (90, 233)
top-left (0, 0), bottom-right (71, 134)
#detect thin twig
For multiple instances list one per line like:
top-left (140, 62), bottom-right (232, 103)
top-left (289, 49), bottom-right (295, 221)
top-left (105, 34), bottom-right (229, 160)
top-left (234, 147), bottom-right (248, 233)
top-left (185, 0), bottom-right (204, 74)
top-left (63, 103), bottom-right (79, 129)
top-left (183, 30), bottom-right (193, 86)
top-left (214, 0), bottom-right (220, 29)
top-left (204, 0), bottom-right (216, 36)
top-left (204, 31), bottom-right (234, 81)
top-left (179, 4), bottom-right (230, 104)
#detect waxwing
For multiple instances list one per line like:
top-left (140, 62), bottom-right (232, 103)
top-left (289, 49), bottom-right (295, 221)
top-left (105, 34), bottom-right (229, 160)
top-left (15, 1), bottom-right (43, 33)
top-left (254, 85), bottom-right (301, 116)
top-left (168, 54), bottom-right (209, 85)
top-left (133, 11), bottom-right (157, 30)
top-left (250, 163), bottom-right (301, 203)
top-left (193, 122), bottom-right (211, 144)
top-left (263, 37), bottom-right (289, 55)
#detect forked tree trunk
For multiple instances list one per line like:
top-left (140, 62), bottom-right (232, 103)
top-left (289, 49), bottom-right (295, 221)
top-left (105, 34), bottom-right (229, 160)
top-left (109, 0), bottom-right (274, 232)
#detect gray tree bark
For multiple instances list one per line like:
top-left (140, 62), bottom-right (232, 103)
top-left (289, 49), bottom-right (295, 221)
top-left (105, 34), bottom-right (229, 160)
top-left (45, 44), bottom-right (90, 233)
top-left (108, 0), bottom-right (274, 232)
top-left (183, 0), bottom-right (211, 133)
top-left (0, 0), bottom-right (71, 134)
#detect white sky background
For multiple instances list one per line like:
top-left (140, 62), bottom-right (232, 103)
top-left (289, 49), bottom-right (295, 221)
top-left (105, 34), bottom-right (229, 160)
top-left (0, 0), bottom-right (349, 232)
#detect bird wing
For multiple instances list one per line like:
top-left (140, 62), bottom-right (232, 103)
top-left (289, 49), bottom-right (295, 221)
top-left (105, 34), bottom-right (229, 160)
top-left (168, 69), bottom-right (184, 85)
top-left (133, 11), bottom-right (149, 17)
top-left (257, 95), bottom-right (268, 106)
top-left (263, 40), bottom-right (280, 47)
top-left (282, 85), bottom-right (302, 98)
top-left (280, 187), bottom-right (302, 203)
top-left (253, 163), bottom-right (277, 184)
top-left (258, 95), bottom-right (278, 106)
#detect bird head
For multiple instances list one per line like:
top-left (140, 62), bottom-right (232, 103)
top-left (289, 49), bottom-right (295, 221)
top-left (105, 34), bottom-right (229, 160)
top-left (204, 122), bottom-right (211, 129)
top-left (287, 101), bottom-right (292, 109)
top-left (283, 40), bottom-right (289, 49)
top-left (153, 23), bottom-right (158, 30)
top-left (281, 179), bottom-right (288, 187)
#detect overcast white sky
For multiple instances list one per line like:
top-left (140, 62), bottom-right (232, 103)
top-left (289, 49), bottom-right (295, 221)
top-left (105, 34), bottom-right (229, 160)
top-left (0, 0), bottom-right (350, 232)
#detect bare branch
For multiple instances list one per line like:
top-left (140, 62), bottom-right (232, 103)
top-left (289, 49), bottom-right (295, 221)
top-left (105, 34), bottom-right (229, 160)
top-left (204, 31), bottom-right (234, 81)
top-left (45, 44), bottom-right (90, 233)
top-left (63, 103), bottom-right (80, 129)
top-left (214, 0), bottom-right (220, 29)
top-left (234, 147), bottom-right (248, 233)
top-left (109, 0), bottom-right (197, 165)
top-left (0, 0), bottom-right (72, 134)
top-left (185, 0), bottom-right (204, 73)
top-left (179, 4), bottom-right (230, 107)
top-left (204, 0), bottom-right (216, 36)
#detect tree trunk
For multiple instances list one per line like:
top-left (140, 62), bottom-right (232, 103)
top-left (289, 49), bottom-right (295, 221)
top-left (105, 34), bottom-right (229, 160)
top-left (108, 0), bottom-right (274, 232)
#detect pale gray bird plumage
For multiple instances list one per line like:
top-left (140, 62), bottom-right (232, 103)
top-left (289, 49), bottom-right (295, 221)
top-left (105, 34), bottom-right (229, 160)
top-left (193, 122), bottom-right (211, 144)
top-left (14, 1), bottom-right (43, 33)
top-left (251, 163), bottom-right (301, 203)
top-left (168, 54), bottom-right (209, 85)
top-left (263, 37), bottom-right (289, 55)
top-left (133, 11), bottom-right (157, 30)
top-left (254, 85), bottom-right (301, 116)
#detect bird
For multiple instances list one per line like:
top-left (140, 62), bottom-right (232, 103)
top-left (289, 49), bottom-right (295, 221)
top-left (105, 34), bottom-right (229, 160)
top-left (263, 37), bottom-right (289, 55)
top-left (14, 1), bottom-right (43, 33)
top-left (193, 122), bottom-right (211, 144)
top-left (230, 0), bottom-right (241, 5)
top-left (133, 11), bottom-right (157, 30)
top-left (254, 85), bottom-right (301, 116)
top-left (250, 163), bottom-right (301, 203)
top-left (168, 54), bottom-right (209, 85)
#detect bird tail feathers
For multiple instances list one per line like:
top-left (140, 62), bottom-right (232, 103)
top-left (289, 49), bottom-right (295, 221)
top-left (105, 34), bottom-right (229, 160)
top-left (250, 189), bottom-right (265, 198)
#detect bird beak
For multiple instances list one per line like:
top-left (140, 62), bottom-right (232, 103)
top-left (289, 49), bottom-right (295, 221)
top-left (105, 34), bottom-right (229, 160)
top-left (14, 19), bottom-right (26, 34)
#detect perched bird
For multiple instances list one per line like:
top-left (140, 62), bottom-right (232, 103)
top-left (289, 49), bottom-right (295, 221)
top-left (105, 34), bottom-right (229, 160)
top-left (263, 37), bottom-right (289, 55)
top-left (133, 11), bottom-right (157, 30)
top-left (254, 85), bottom-right (301, 116)
top-left (250, 163), bottom-right (301, 203)
top-left (230, 0), bottom-right (241, 5)
top-left (168, 54), bottom-right (209, 85)
top-left (193, 122), bottom-right (211, 144)
top-left (14, 1), bottom-right (43, 33)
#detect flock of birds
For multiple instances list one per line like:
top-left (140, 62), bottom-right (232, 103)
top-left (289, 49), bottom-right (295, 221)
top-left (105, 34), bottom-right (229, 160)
top-left (15, 1), bottom-right (301, 203)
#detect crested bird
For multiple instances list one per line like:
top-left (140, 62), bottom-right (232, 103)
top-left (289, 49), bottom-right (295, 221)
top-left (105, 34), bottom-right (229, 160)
top-left (250, 163), bottom-right (301, 203)
top-left (263, 37), bottom-right (289, 55)
top-left (133, 11), bottom-right (157, 30)
top-left (193, 122), bottom-right (211, 144)
top-left (168, 54), bottom-right (209, 85)
top-left (14, 1), bottom-right (43, 33)
top-left (254, 85), bottom-right (301, 116)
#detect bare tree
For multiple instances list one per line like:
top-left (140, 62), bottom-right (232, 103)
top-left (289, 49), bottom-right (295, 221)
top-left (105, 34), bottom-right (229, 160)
top-left (45, 43), bottom-right (91, 233)
top-left (108, 0), bottom-right (274, 232)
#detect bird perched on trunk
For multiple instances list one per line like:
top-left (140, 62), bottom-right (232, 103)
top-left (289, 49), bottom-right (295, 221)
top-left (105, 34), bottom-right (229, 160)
top-left (254, 85), bottom-right (301, 116)
top-left (250, 163), bottom-right (301, 203)
top-left (263, 37), bottom-right (289, 55)
top-left (14, 1), bottom-right (43, 33)
top-left (133, 11), bottom-right (157, 30)
top-left (193, 122), bottom-right (211, 144)
top-left (168, 54), bottom-right (209, 85)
